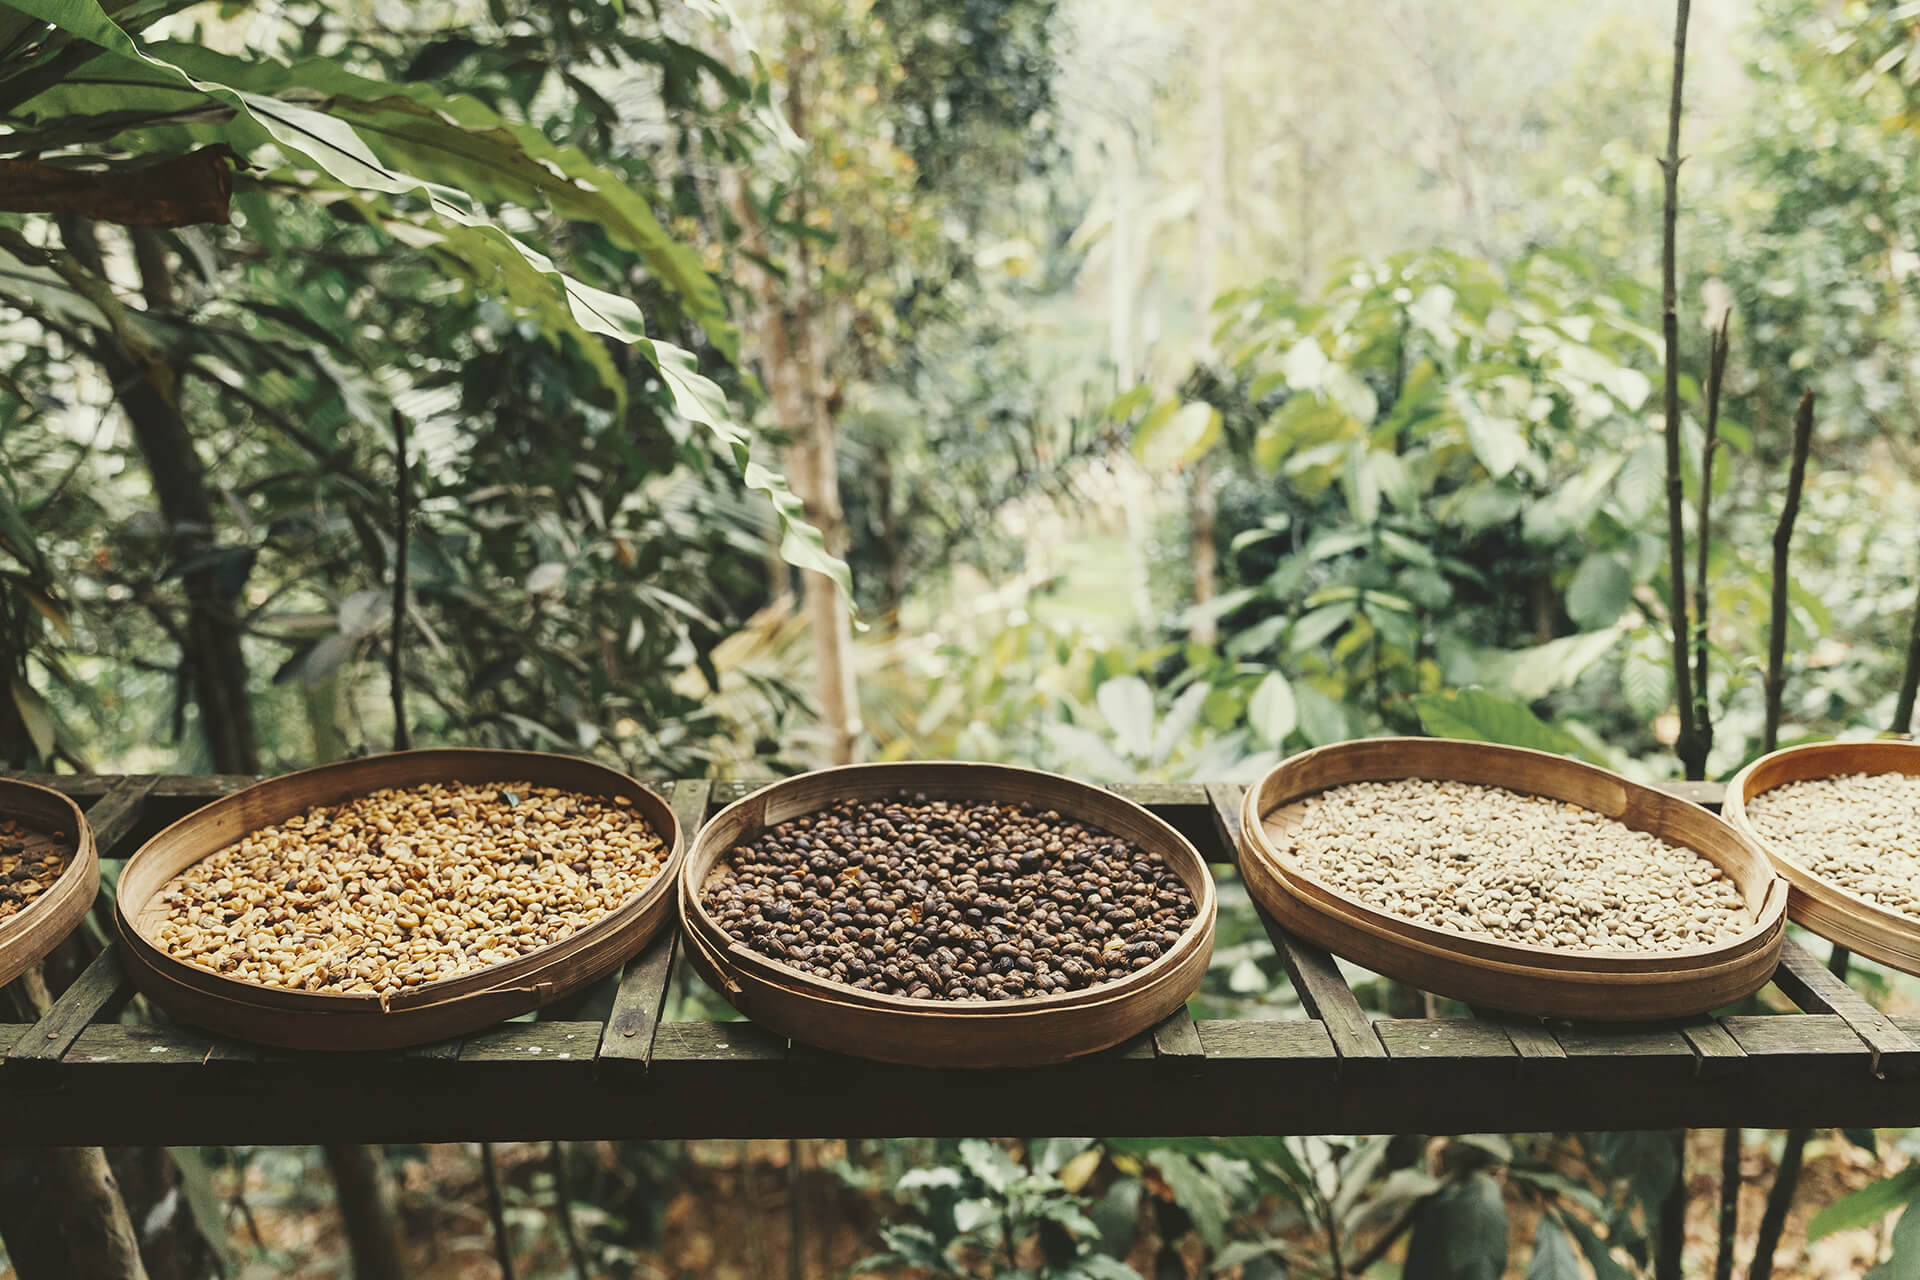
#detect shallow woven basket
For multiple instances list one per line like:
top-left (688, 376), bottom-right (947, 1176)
top-left (0, 778), bottom-right (97, 990)
top-left (1239, 738), bottom-right (1786, 1019)
top-left (1725, 739), bottom-right (1920, 975)
top-left (679, 762), bottom-right (1217, 1068)
top-left (116, 749), bottom-right (681, 1050)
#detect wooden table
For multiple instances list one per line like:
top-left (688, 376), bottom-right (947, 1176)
top-left (3, 774), bottom-right (1917, 1146)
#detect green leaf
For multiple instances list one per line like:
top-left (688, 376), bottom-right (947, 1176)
top-left (1152, 1152), bottom-right (1232, 1251)
top-left (1133, 400), bottom-right (1220, 471)
top-left (1566, 553), bottom-right (1632, 629)
top-left (1096, 676), bottom-right (1156, 761)
top-left (9, 679), bottom-right (56, 761)
top-left (1526, 1216), bottom-right (1581, 1280)
top-left (1620, 642), bottom-right (1673, 721)
top-left (957, 1139), bottom-right (1023, 1196)
top-left (1342, 440), bottom-right (1381, 524)
top-left (1281, 337), bottom-right (1330, 391)
top-left (1887, 1183), bottom-right (1920, 1275)
top-left (952, 1197), bottom-right (998, 1234)
top-left (1413, 689), bottom-right (1597, 762)
top-left (1247, 672), bottom-right (1298, 748)
top-left (1558, 1213), bottom-right (1630, 1280)
top-left (1452, 387), bottom-right (1528, 479)
top-left (1290, 603), bottom-right (1355, 654)
top-left (896, 1166), bottom-right (963, 1194)
top-left (166, 1148), bottom-right (235, 1270)
top-left (1042, 722), bottom-right (1133, 780)
top-left (1499, 628), bottom-right (1624, 700)
top-left (1151, 682), bottom-right (1211, 766)
top-left (1809, 1166), bottom-right (1920, 1242)
top-left (1404, 1173), bottom-right (1508, 1280)
top-left (1294, 684), bottom-right (1350, 748)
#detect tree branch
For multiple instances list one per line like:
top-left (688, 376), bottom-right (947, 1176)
top-left (1764, 391), bottom-right (1816, 753)
top-left (390, 409), bottom-right (411, 752)
top-left (1661, 0), bottom-right (1700, 781)
top-left (1692, 312), bottom-right (1727, 770)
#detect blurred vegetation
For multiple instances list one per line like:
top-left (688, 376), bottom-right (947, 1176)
top-left (5, 0), bottom-right (1920, 1277)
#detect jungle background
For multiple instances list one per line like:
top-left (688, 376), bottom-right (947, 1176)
top-left (3, 0), bottom-right (1920, 1275)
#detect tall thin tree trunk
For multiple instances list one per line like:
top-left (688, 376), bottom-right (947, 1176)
top-left (1190, 456), bottom-right (1218, 644)
top-left (0, 977), bottom-right (149, 1280)
top-left (1659, 0), bottom-right (1701, 784)
top-left (1188, 5), bottom-right (1227, 644)
top-left (0, 1149), bottom-right (150, 1280)
top-left (324, 1144), bottom-right (408, 1280)
top-left (876, 445), bottom-right (907, 624)
top-left (59, 218), bottom-right (258, 772)
top-left (727, 46), bottom-right (860, 765)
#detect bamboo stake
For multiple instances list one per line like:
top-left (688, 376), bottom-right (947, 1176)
top-left (1764, 392), bottom-right (1817, 752)
top-left (1692, 315), bottom-right (1729, 769)
top-left (1660, 0), bottom-right (1704, 783)
top-left (390, 409), bottom-right (411, 753)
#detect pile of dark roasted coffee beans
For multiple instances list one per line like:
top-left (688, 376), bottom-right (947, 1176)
top-left (0, 816), bottom-right (67, 921)
top-left (703, 795), bottom-right (1197, 1001)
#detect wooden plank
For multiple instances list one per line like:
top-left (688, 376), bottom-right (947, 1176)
top-left (15, 1012), bottom-right (1920, 1144)
top-left (1554, 1024), bottom-right (1695, 1061)
top-left (1773, 937), bottom-right (1920, 1074)
top-left (1149, 1007), bottom-right (1205, 1074)
top-left (707, 780), bottom-right (756, 808)
top-left (595, 780), bottom-right (707, 1074)
top-left (1206, 782), bottom-right (1389, 1071)
top-left (83, 777), bottom-right (157, 857)
top-left (1679, 1018), bottom-right (1748, 1080)
top-left (1377, 1019), bottom-right (1517, 1062)
top-left (5, 944), bottom-right (129, 1066)
top-left (1469, 1007), bottom-right (1565, 1060)
top-left (461, 1021), bottom-right (601, 1065)
top-left (1650, 780), bottom-right (1725, 809)
top-left (1110, 782), bottom-right (1207, 809)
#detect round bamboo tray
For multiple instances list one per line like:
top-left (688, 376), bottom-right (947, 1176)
top-left (679, 762), bottom-right (1216, 1068)
top-left (1239, 738), bottom-right (1786, 1019)
top-left (116, 749), bottom-right (681, 1050)
top-left (0, 778), bottom-right (97, 990)
top-left (1725, 739), bottom-right (1920, 975)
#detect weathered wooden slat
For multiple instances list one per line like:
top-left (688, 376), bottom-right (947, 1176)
top-left (1469, 1008), bottom-right (1565, 1060)
top-left (1206, 782), bottom-right (1388, 1071)
top-left (20, 1012), bottom-right (1920, 1144)
top-left (1376, 1019), bottom-right (1517, 1062)
top-left (1110, 782), bottom-right (1208, 809)
top-left (707, 780), bottom-right (756, 808)
top-left (1649, 780), bottom-right (1726, 809)
top-left (83, 777), bottom-right (158, 857)
top-left (1149, 1007), bottom-right (1205, 1073)
top-left (1773, 938), bottom-right (1920, 1074)
top-left (1679, 1018), bottom-right (1748, 1079)
top-left (461, 1021), bottom-right (600, 1064)
top-left (595, 780), bottom-right (707, 1074)
top-left (5, 945), bottom-right (129, 1066)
